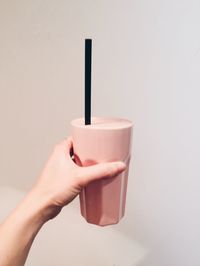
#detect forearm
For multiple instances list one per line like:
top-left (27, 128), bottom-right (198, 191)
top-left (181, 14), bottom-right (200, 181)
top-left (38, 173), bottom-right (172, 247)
top-left (0, 189), bottom-right (50, 266)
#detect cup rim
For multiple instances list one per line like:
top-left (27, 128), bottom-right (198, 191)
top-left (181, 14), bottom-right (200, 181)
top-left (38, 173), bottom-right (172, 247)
top-left (70, 116), bottom-right (133, 130)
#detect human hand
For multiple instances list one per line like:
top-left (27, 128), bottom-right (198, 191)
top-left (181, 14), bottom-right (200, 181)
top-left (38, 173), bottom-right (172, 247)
top-left (0, 137), bottom-right (126, 266)
top-left (30, 137), bottom-right (126, 221)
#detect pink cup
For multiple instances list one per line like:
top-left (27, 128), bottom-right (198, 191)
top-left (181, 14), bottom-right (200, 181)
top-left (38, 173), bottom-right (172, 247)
top-left (70, 117), bottom-right (133, 226)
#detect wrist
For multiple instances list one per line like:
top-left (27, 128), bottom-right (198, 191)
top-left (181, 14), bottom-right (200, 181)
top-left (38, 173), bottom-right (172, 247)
top-left (25, 187), bottom-right (62, 224)
top-left (17, 189), bottom-right (50, 227)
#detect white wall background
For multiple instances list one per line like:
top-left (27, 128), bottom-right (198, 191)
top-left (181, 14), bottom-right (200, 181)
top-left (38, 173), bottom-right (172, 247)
top-left (0, 0), bottom-right (200, 265)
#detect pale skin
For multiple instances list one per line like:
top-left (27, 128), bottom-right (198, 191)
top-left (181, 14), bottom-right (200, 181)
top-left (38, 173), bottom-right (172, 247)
top-left (0, 137), bottom-right (126, 266)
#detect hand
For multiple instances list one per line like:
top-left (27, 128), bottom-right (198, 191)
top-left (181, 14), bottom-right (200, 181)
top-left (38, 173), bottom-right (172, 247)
top-left (0, 137), bottom-right (126, 266)
top-left (31, 137), bottom-right (126, 221)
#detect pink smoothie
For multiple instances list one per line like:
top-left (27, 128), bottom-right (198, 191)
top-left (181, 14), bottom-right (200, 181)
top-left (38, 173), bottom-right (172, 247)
top-left (71, 117), bottom-right (133, 226)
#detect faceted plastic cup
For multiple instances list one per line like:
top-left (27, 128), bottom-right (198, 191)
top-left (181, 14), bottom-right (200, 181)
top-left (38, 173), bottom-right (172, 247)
top-left (70, 117), bottom-right (133, 226)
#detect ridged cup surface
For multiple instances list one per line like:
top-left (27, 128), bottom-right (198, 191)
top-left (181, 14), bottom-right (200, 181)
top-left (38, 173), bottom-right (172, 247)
top-left (70, 117), bottom-right (133, 226)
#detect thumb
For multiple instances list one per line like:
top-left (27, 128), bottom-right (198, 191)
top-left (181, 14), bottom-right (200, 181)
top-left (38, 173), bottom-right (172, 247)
top-left (79, 161), bottom-right (126, 186)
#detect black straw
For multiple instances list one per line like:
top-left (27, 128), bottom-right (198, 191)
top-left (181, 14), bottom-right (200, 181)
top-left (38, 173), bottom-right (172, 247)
top-left (85, 39), bottom-right (92, 125)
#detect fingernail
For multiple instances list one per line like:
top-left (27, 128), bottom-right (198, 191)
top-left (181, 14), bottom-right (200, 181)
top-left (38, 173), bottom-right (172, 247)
top-left (116, 162), bottom-right (126, 170)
